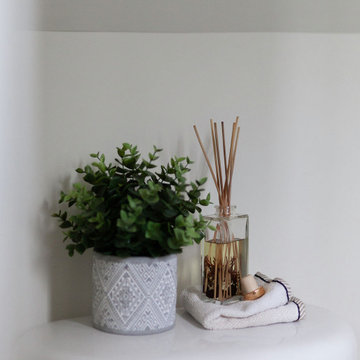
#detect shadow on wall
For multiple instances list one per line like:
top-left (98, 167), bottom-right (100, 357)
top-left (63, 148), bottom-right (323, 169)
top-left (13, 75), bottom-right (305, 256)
top-left (177, 244), bottom-right (201, 305)
top-left (40, 175), bottom-right (92, 321)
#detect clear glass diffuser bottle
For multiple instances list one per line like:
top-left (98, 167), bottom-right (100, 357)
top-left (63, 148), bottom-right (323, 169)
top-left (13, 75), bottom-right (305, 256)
top-left (201, 206), bottom-right (249, 302)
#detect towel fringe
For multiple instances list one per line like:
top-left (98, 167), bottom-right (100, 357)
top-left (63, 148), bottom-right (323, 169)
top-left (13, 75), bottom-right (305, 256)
top-left (255, 273), bottom-right (293, 301)
top-left (291, 297), bottom-right (306, 320)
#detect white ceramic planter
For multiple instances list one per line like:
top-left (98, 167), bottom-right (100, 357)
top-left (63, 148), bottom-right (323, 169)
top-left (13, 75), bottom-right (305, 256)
top-left (92, 252), bottom-right (177, 335)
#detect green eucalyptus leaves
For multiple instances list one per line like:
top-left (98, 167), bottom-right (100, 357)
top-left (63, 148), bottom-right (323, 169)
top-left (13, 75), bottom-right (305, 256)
top-left (53, 143), bottom-right (211, 258)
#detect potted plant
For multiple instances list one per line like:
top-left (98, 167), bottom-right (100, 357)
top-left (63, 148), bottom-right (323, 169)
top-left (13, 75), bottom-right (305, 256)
top-left (53, 143), bottom-right (210, 335)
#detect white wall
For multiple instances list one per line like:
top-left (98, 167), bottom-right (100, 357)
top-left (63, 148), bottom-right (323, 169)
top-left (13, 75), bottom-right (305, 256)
top-left (0, 3), bottom-right (16, 358)
top-left (8, 31), bottom-right (360, 357)
top-left (0, 2), bottom-right (45, 359)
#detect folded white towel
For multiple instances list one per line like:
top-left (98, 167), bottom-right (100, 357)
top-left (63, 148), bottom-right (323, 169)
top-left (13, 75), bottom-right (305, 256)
top-left (181, 272), bottom-right (306, 330)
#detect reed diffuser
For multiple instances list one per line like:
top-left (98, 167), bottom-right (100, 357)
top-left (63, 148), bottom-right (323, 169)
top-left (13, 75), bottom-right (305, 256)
top-left (194, 117), bottom-right (249, 302)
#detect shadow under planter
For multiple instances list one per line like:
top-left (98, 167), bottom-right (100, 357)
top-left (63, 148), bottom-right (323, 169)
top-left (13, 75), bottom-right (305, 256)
top-left (92, 252), bottom-right (177, 335)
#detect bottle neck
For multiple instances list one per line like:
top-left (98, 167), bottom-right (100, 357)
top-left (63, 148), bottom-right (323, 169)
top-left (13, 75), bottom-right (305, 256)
top-left (215, 205), bottom-right (236, 217)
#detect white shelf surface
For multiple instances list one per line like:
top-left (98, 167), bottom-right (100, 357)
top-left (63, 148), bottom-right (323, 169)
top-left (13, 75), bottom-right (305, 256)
top-left (15, 305), bottom-right (357, 360)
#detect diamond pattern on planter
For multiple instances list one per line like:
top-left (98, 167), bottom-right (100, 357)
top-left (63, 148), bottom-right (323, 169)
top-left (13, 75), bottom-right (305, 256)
top-left (92, 252), bottom-right (177, 334)
top-left (133, 263), bottom-right (163, 294)
top-left (133, 301), bottom-right (164, 332)
top-left (153, 265), bottom-right (176, 321)
top-left (109, 270), bottom-right (145, 324)
top-left (93, 297), bottom-right (121, 330)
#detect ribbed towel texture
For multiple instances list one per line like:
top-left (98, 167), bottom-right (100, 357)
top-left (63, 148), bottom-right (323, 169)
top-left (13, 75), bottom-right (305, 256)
top-left (181, 272), bottom-right (306, 330)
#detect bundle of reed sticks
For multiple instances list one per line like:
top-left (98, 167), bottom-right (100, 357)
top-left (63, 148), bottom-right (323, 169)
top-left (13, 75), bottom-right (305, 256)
top-left (194, 117), bottom-right (243, 300)
top-left (193, 117), bottom-right (240, 216)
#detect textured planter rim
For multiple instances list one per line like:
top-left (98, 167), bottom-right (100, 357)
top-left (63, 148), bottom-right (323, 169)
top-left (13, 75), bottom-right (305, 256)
top-left (92, 251), bottom-right (177, 335)
top-left (93, 251), bottom-right (177, 264)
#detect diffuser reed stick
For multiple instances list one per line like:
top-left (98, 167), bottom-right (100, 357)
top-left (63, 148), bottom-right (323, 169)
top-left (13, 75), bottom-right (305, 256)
top-left (193, 117), bottom-right (240, 216)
